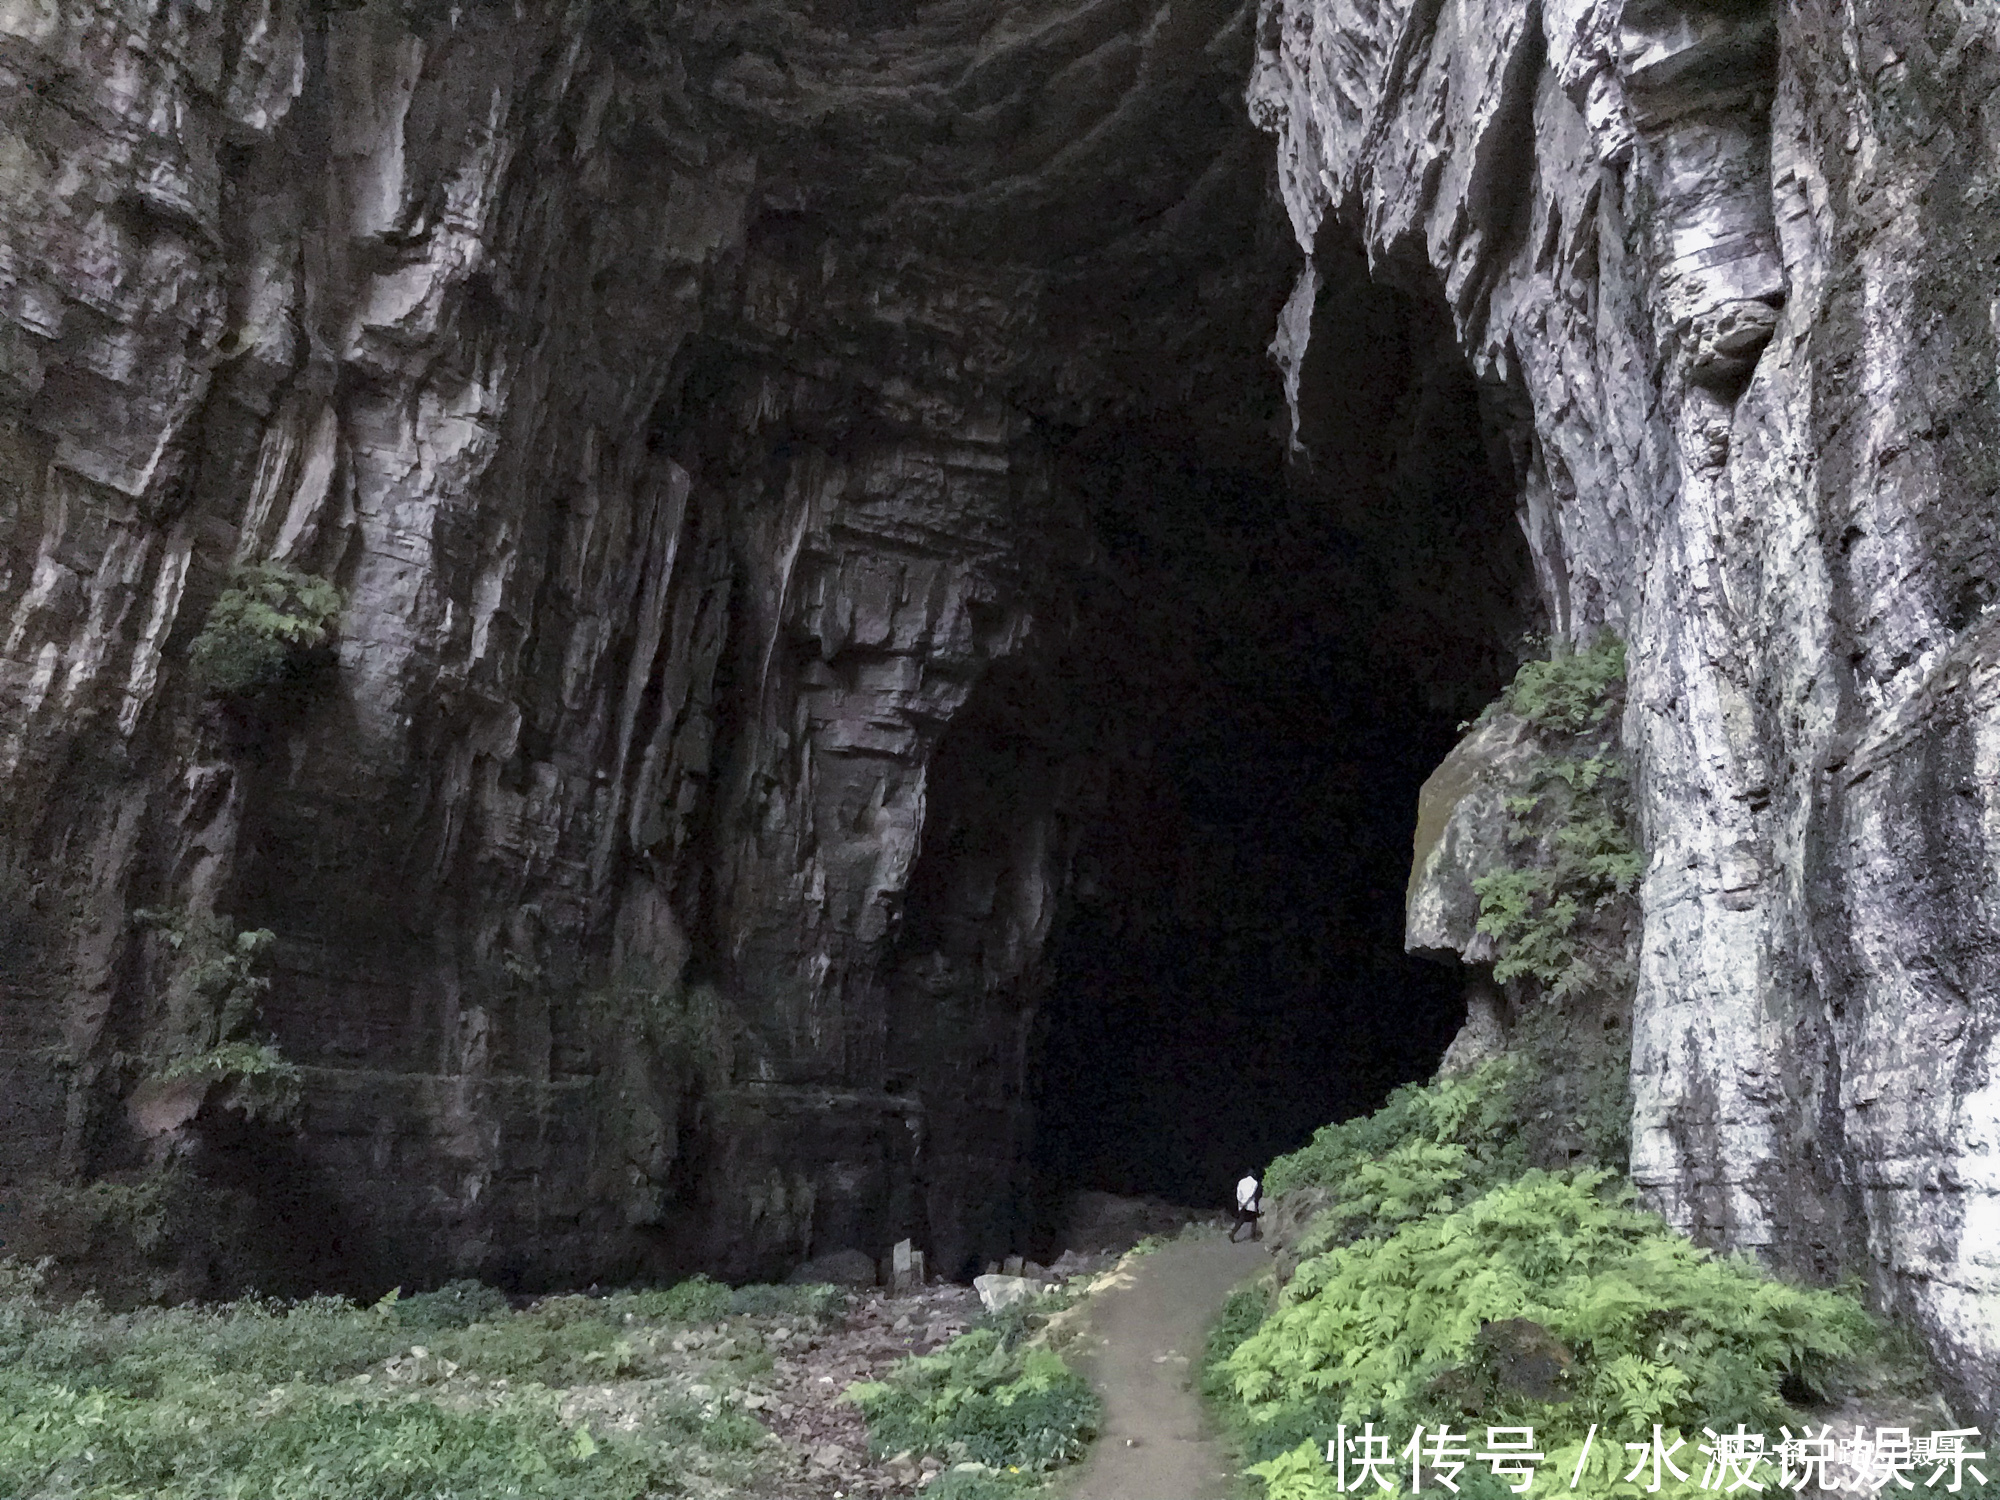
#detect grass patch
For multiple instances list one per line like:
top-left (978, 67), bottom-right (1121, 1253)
top-left (846, 1330), bottom-right (1098, 1473)
top-left (916, 1465), bottom-right (1052, 1499)
top-left (0, 1260), bottom-right (796, 1500)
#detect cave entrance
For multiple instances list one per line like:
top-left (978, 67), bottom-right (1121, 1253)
top-left (1024, 247), bottom-right (1536, 1234)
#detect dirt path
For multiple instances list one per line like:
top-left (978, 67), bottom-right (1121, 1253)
top-left (1058, 1234), bottom-right (1268, 1500)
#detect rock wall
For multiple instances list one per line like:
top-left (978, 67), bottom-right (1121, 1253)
top-left (5, 0), bottom-right (1996, 1426)
top-left (0, 0), bottom-right (1284, 1294)
top-left (1270, 0), bottom-right (2000, 1418)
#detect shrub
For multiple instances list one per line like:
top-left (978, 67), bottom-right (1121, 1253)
top-left (725, 1280), bottom-right (848, 1323)
top-left (601, 1276), bottom-right (734, 1325)
top-left (127, 911), bottom-right (300, 1125)
top-left (389, 1280), bottom-right (511, 1331)
top-left (134, 912), bottom-right (274, 1043)
top-left (1472, 635), bottom-right (1641, 1000)
top-left (189, 562), bottom-right (343, 700)
top-left (920, 1466), bottom-right (1045, 1500)
top-left (155, 1039), bottom-right (302, 1122)
top-left (846, 1326), bottom-right (1100, 1473)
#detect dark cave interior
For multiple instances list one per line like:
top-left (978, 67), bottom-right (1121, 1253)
top-left (626, 35), bottom-right (1544, 1263)
top-left (1018, 252), bottom-right (1537, 1225)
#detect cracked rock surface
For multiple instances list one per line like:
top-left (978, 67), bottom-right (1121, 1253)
top-left (0, 0), bottom-right (1285, 1297)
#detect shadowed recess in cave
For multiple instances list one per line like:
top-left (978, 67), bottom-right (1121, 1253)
top-left (887, 251), bottom-right (1537, 1255)
top-left (1026, 473), bottom-right (1478, 1214)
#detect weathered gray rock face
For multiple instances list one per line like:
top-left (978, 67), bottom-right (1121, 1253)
top-left (1291, 0), bottom-right (2000, 1419)
top-left (1405, 711), bottom-right (1537, 966)
top-left (0, 0), bottom-right (1284, 1293)
top-left (6, 0), bottom-right (1997, 1429)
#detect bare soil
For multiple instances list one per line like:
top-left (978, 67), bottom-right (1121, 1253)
top-left (1053, 1233), bottom-right (1269, 1500)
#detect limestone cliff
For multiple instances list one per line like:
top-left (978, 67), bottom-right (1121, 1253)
top-left (0, 0), bottom-right (1292, 1293)
top-left (1319, 0), bottom-right (2000, 1421)
top-left (2, 0), bottom-right (1997, 1433)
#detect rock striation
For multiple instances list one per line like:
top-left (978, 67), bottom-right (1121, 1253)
top-left (1324, 0), bottom-right (2000, 1421)
top-left (1, 0), bottom-right (1996, 1431)
top-left (0, 0), bottom-right (1288, 1294)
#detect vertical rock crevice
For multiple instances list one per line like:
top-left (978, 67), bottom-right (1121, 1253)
top-left (0, 0), bottom-right (1330, 1297)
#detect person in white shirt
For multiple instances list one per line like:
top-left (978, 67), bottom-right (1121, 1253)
top-left (1230, 1172), bottom-right (1262, 1242)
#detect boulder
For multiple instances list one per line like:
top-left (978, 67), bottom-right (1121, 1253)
top-left (972, 1274), bottom-right (1042, 1312)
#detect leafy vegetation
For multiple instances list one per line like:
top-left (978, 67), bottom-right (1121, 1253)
top-left (1503, 635), bottom-right (1629, 734)
top-left (34, 1174), bottom-right (187, 1262)
top-left (0, 1260), bottom-right (785, 1500)
top-left (1202, 1286), bottom-right (1270, 1406)
top-left (131, 910), bottom-right (299, 1122)
top-left (720, 1279), bottom-right (848, 1324)
top-left (1210, 1064), bottom-right (1914, 1500)
top-left (153, 1040), bottom-right (301, 1122)
top-left (847, 1331), bottom-right (1099, 1473)
top-left (846, 1286), bottom-right (1101, 1491)
top-left (385, 1279), bottom-right (512, 1331)
top-left (1500, 992), bottom-right (1633, 1173)
top-left (915, 1463), bottom-right (1054, 1500)
top-left (1263, 1061), bottom-right (1525, 1201)
top-left (1231, 1171), bottom-right (1870, 1431)
top-left (1472, 635), bottom-right (1641, 999)
top-left (188, 562), bottom-right (343, 700)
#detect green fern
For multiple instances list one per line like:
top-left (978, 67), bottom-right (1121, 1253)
top-left (189, 562), bottom-right (343, 699)
top-left (1226, 1171), bottom-right (1873, 1455)
top-left (1471, 635), bottom-right (1639, 1000)
top-left (1216, 1065), bottom-right (1915, 1500)
top-left (1504, 636), bottom-right (1627, 733)
top-left (1264, 1061), bottom-right (1524, 1199)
